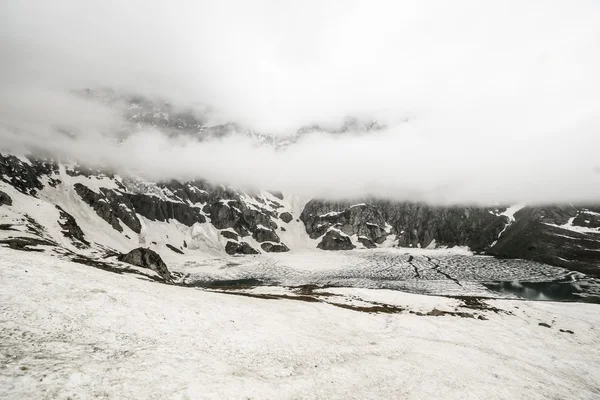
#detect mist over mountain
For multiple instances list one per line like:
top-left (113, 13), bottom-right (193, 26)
top-left (2, 0), bottom-right (600, 204)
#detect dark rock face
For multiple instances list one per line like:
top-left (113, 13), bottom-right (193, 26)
top-left (261, 242), bottom-right (290, 252)
top-left (301, 200), bottom-right (505, 252)
top-left (118, 247), bottom-right (172, 282)
top-left (166, 243), bottom-right (184, 254)
top-left (488, 206), bottom-right (600, 277)
top-left (56, 206), bottom-right (89, 248)
top-left (126, 193), bottom-right (206, 226)
top-left (358, 237), bottom-right (376, 249)
top-left (74, 183), bottom-right (142, 233)
top-left (0, 190), bottom-right (12, 206)
top-left (317, 230), bottom-right (355, 251)
top-left (252, 227), bottom-right (280, 243)
top-left (573, 207), bottom-right (600, 229)
top-left (225, 241), bottom-right (259, 255)
top-left (0, 154), bottom-right (60, 196)
top-left (279, 212), bottom-right (293, 223)
top-left (2, 152), bottom-right (291, 252)
top-left (204, 199), bottom-right (279, 240)
top-left (220, 230), bottom-right (239, 240)
top-left (370, 201), bottom-right (505, 252)
top-left (301, 201), bottom-right (388, 245)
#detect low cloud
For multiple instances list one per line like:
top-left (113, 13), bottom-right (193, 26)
top-left (1, 1), bottom-right (600, 204)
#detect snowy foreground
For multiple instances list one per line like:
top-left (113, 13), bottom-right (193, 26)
top-left (2, 249), bottom-right (600, 399)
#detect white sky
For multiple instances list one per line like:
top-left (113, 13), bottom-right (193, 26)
top-left (1, 0), bottom-right (600, 204)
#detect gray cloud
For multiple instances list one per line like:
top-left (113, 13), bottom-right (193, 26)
top-left (1, 0), bottom-right (600, 204)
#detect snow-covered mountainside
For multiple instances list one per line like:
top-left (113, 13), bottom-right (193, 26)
top-left (1, 152), bottom-right (600, 277)
top-left (301, 200), bottom-right (600, 276)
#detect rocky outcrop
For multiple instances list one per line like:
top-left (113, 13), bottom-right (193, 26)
top-left (317, 230), bottom-right (355, 250)
top-left (166, 243), bottom-right (184, 254)
top-left (0, 191), bottom-right (12, 206)
top-left (279, 212), bottom-right (293, 223)
top-left (369, 201), bottom-right (506, 251)
top-left (252, 227), bottom-right (280, 243)
top-left (56, 206), bottom-right (90, 248)
top-left (118, 247), bottom-right (172, 282)
top-left (74, 183), bottom-right (141, 233)
top-left (126, 193), bottom-right (206, 226)
top-left (488, 206), bottom-right (600, 277)
top-left (0, 154), bottom-right (60, 196)
top-left (357, 237), bottom-right (377, 249)
top-left (260, 242), bottom-right (290, 252)
top-left (220, 230), bottom-right (239, 240)
top-left (204, 199), bottom-right (279, 240)
top-left (302, 200), bottom-right (505, 252)
top-left (225, 241), bottom-right (259, 255)
top-left (301, 201), bottom-right (388, 246)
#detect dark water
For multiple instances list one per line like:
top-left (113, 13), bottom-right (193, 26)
top-left (183, 278), bottom-right (274, 289)
top-left (484, 280), bottom-right (600, 303)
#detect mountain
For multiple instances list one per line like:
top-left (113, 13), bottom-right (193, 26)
top-left (1, 151), bottom-right (599, 277)
top-left (0, 90), bottom-right (598, 276)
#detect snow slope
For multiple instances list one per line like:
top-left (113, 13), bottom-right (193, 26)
top-left (1, 248), bottom-right (599, 400)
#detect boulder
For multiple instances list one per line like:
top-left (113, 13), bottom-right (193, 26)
top-left (279, 212), bottom-right (293, 223)
top-left (0, 190), bottom-right (12, 206)
top-left (118, 248), bottom-right (172, 282)
top-left (317, 230), bottom-right (355, 251)
top-left (261, 242), bottom-right (290, 252)
top-left (252, 227), bottom-right (280, 243)
top-left (225, 241), bottom-right (259, 255)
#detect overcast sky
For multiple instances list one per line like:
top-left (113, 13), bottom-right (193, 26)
top-left (1, 1), bottom-right (600, 204)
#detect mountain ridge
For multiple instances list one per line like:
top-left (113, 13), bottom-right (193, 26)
top-left (1, 152), bottom-right (599, 277)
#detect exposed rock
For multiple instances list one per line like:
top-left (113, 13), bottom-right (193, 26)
top-left (252, 227), bottom-right (280, 243)
top-left (126, 193), bottom-right (206, 226)
top-left (0, 237), bottom-right (56, 252)
top-left (261, 242), bottom-right (290, 252)
top-left (317, 230), bottom-right (355, 251)
top-left (301, 202), bottom-right (388, 245)
top-left (225, 241), bottom-right (259, 255)
top-left (204, 200), bottom-right (241, 230)
top-left (0, 190), bottom-right (12, 206)
top-left (279, 212), bottom-right (293, 223)
top-left (302, 199), bottom-right (505, 252)
top-left (118, 248), bottom-right (172, 282)
top-left (166, 243), bottom-right (184, 254)
top-left (220, 230), bottom-right (239, 240)
top-left (488, 206), bottom-right (600, 277)
top-left (74, 183), bottom-right (141, 233)
top-left (358, 237), bottom-right (376, 249)
top-left (56, 205), bottom-right (90, 248)
top-left (0, 154), bottom-right (60, 196)
top-left (204, 199), bottom-right (277, 239)
top-left (374, 201), bottom-right (507, 252)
